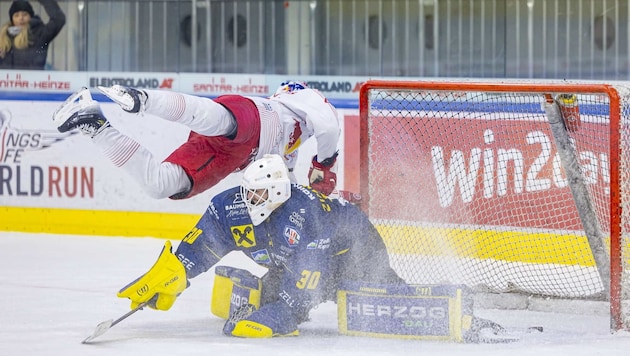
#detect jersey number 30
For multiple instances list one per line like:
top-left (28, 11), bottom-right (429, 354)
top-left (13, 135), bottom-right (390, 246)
top-left (296, 270), bottom-right (321, 290)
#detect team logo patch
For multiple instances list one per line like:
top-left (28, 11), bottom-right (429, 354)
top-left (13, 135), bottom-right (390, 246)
top-left (276, 81), bottom-right (306, 95)
top-left (284, 119), bottom-right (302, 155)
top-left (231, 224), bottom-right (256, 248)
top-left (283, 226), bottom-right (301, 247)
top-left (306, 238), bottom-right (331, 250)
top-left (251, 249), bottom-right (271, 264)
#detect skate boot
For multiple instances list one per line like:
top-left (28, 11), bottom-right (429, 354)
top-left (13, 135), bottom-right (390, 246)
top-left (53, 88), bottom-right (110, 138)
top-left (97, 85), bottom-right (148, 113)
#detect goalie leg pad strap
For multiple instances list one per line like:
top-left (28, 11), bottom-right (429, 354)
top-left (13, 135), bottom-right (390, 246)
top-left (337, 282), bottom-right (474, 342)
top-left (211, 266), bottom-right (262, 319)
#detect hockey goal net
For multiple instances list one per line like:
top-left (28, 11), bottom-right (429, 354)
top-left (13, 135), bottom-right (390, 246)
top-left (359, 80), bottom-right (630, 331)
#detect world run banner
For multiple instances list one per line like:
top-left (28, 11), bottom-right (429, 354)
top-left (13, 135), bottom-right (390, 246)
top-left (0, 99), bottom-right (212, 214)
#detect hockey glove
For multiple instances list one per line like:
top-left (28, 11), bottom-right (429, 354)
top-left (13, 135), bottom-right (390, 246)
top-left (117, 240), bottom-right (187, 311)
top-left (308, 152), bottom-right (338, 196)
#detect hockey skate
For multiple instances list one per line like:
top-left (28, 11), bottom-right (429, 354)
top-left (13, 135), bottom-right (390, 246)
top-left (97, 85), bottom-right (148, 113)
top-left (53, 88), bottom-right (110, 138)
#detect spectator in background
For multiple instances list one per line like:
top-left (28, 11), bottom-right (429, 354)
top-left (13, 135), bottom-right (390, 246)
top-left (0, 0), bottom-right (65, 69)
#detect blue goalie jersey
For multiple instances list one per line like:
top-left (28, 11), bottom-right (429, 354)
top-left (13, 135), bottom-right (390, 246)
top-left (175, 184), bottom-right (403, 315)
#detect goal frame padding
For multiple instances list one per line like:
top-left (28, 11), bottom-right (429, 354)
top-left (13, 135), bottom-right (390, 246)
top-left (358, 80), bottom-right (624, 331)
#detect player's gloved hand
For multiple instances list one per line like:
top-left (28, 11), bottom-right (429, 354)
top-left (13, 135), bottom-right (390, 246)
top-left (117, 240), bottom-right (187, 311)
top-left (308, 152), bottom-right (338, 196)
top-left (223, 302), bottom-right (300, 338)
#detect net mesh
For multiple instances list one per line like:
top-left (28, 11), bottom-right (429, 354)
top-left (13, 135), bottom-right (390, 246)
top-left (361, 83), bottom-right (630, 314)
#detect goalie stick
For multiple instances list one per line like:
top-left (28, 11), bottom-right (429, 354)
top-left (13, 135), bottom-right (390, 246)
top-left (82, 296), bottom-right (156, 344)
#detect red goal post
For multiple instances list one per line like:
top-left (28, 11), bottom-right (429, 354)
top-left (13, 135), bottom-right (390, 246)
top-left (359, 80), bottom-right (629, 331)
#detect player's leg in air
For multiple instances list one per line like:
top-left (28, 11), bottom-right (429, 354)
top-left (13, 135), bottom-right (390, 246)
top-left (52, 88), bottom-right (190, 199)
top-left (97, 85), bottom-right (263, 199)
top-left (97, 85), bottom-right (237, 137)
top-left (54, 87), bottom-right (261, 200)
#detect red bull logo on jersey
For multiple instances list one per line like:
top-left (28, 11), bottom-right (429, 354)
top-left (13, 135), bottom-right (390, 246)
top-left (284, 119), bottom-right (302, 155)
top-left (283, 226), bottom-right (301, 247)
top-left (274, 81), bottom-right (307, 96)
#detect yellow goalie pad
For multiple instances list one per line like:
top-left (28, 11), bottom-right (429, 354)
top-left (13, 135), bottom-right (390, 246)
top-left (211, 266), bottom-right (262, 319)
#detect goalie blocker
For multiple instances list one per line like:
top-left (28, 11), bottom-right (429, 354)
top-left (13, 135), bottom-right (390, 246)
top-left (338, 282), bottom-right (483, 342)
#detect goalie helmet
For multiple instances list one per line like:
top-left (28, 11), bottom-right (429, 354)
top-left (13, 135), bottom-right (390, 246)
top-left (241, 154), bottom-right (291, 225)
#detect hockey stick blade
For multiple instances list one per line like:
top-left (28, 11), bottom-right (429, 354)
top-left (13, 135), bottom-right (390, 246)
top-left (82, 319), bottom-right (114, 344)
top-left (82, 299), bottom-right (152, 344)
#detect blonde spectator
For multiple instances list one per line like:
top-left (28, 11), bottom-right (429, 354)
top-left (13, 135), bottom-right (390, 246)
top-left (0, 0), bottom-right (65, 69)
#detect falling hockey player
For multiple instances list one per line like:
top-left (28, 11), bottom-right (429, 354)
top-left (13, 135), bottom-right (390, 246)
top-left (108, 154), bottom-right (497, 341)
top-left (52, 81), bottom-right (341, 199)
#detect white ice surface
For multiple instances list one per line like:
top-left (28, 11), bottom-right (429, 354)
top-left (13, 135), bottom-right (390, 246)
top-left (1, 232), bottom-right (630, 356)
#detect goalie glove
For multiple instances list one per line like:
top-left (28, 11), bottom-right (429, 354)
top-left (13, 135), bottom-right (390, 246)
top-left (308, 152), bottom-right (338, 196)
top-left (117, 240), bottom-right (188, 311)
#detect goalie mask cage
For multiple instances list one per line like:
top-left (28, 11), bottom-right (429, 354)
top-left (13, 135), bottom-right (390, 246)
top-left (358, 80), bottom-right (630, 332)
